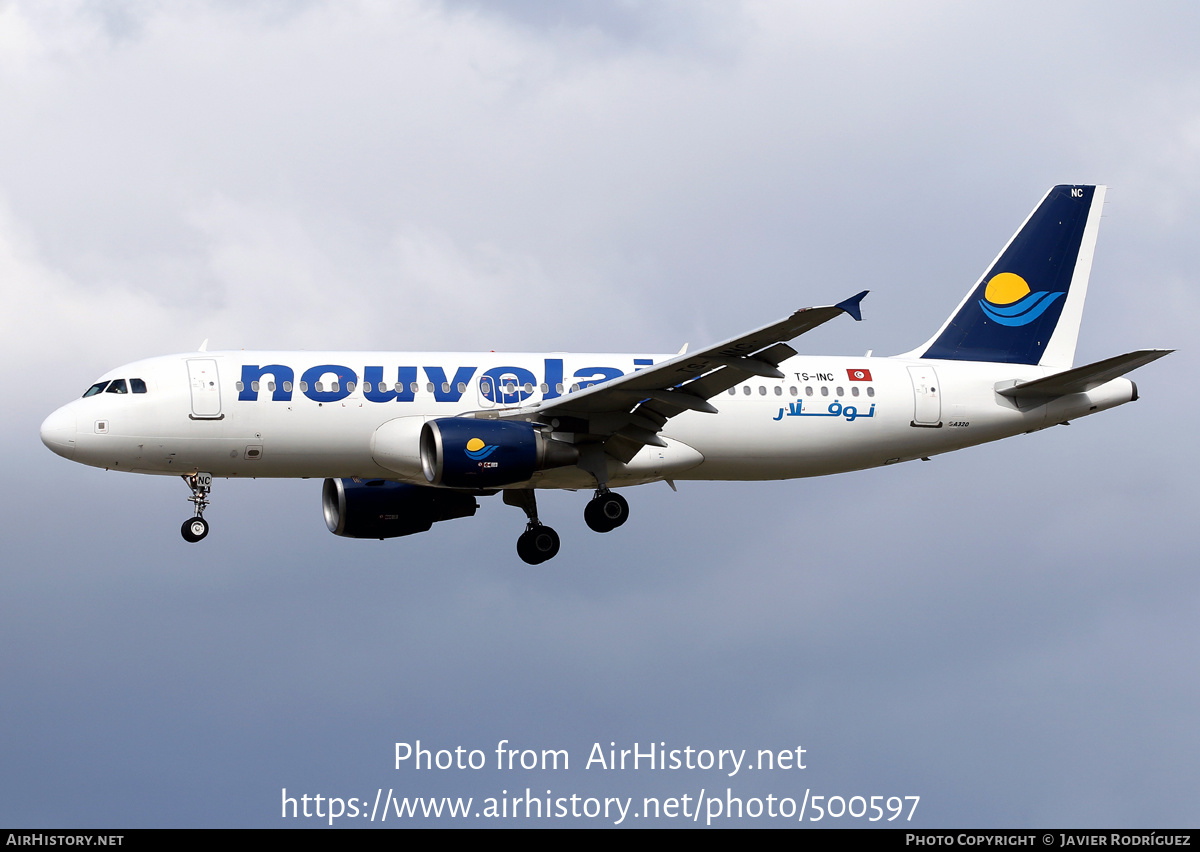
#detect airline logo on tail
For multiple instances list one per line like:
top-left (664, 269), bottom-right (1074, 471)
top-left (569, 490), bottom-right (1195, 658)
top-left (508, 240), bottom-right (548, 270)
top-left (978, 272), bottom-right (1065, 327)
top-left (919, 184), bottom-right (1100, 365)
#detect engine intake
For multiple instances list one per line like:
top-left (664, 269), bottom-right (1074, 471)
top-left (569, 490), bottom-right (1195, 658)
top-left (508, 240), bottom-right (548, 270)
top-left (420, 418), bottom-right (579, 488)
top-left (322, 478), bottom-right (478, 539)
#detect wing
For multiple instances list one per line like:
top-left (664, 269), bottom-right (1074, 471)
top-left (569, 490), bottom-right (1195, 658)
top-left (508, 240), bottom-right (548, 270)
top-left (485, 291), bottom-right (868, 463)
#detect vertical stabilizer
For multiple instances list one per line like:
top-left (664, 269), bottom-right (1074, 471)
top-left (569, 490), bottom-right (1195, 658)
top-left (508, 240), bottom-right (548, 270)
top-left (908, 185), bottom-right (1106, 367)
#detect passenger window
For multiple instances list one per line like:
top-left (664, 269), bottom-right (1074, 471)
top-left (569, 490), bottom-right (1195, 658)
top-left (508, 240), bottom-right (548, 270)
top-left (105, 379), bottom-right (128, 394)
top-left (251, 381), bottom-right (260, 392)
top-left (442, 382), bottom-right (450, 393)
top-left (83, 381), bottom-right (109, 398)
top-left (459, 382), bottom-right (468, 393)
top-left (820, 386), bottom-right (829, 397)
top-left (742, 386), bottom-right (751, 396)
top-left (410, 382), bottom-right (419, 394)
top-left (758, 386), bottom-right (766, 395)
top-left (867, 387), bottom-right (875, 397)
top-left (836, 386), bottom-right (844, 396)
top-left (363, 381), bottom-right (372, 392)
top-left (789, 387), bottom-right (798, 396)
top-left (851, 386), bottom-right (860, 397)
top-left (130, 378), bottom-right (147, 394)
top-left (805, 386), bottom-right (813, 397)
top-left (300, 381), bottom-right (309, 392)
top-left (727, 388), bottom-right (736, 395)
top-left (283, 381), bottom-right (293, 392)
top-left (774, 386), bottom-right (782, 396)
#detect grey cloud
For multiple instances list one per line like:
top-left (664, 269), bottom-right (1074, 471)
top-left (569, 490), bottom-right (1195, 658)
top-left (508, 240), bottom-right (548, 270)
top-left (2, 0), bottom-right (1195, 827)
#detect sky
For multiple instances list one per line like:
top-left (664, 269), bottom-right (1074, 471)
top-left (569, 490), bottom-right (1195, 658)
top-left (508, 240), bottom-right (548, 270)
top-left (2, 0), bottom-right (1198, 828)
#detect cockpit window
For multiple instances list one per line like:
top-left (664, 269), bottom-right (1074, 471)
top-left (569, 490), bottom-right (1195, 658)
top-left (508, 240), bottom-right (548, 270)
top-left (130, 378), bottom-right (147, 394)
top-left (105, 379), bottom-right (128, 394)
top-left (83, 381), bottom-right (109, 398)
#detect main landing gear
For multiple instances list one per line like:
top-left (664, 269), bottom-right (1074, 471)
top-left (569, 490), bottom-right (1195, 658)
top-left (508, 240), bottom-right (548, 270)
top-left (576, 444), bottom-right (630, 535)
top-left (502, 486), bottom-right (633, 564)
top-left (504, 490), bottom-right (560, 565)
top-left (584, 488), bottom-right (628, 533)
top-left (181, 472), bottom-right (212, 543)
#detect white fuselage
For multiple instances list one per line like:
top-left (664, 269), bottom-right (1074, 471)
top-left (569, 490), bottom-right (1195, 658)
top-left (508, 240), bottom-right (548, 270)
top-left (39, 350), bottom-right (1136, 490)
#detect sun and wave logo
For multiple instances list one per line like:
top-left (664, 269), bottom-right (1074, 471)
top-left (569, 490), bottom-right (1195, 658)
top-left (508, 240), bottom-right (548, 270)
top-left (978, 272), bottom-right (1065, 327)
top-left (464, 437), bottom-right (498, 461)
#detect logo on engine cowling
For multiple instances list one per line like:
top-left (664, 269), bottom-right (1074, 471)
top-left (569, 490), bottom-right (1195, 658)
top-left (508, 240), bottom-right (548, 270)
top-left (464, 438), bottom-right (498, 461)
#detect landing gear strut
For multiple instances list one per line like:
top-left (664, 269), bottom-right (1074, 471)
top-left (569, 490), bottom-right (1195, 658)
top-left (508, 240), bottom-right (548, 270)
top-left (504, 490), bottom-right (560, 564)
top-left (576, 444), bottom-right (630, 534)
top-left (181, 472), bottom-right (212, 543)
top-left (584, 488), bottom-right (628, 533)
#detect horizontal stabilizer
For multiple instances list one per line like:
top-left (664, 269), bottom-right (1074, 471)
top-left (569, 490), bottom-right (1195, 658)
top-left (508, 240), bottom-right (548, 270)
top-left (996, 349), bottom-right (1173, 401)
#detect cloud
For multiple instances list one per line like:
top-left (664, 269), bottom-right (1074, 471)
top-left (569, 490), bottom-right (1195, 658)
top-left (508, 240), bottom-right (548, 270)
top-left (2, 0), bottom-right (1196, 827)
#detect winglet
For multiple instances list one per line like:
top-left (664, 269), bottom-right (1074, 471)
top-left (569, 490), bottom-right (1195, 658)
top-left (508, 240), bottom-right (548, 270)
top-left (835, 290), bottom-right (869, 322)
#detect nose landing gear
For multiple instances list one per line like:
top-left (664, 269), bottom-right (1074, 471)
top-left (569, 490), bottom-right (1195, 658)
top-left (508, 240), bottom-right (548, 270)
top-left (181, 472), bottom-right (212, 543)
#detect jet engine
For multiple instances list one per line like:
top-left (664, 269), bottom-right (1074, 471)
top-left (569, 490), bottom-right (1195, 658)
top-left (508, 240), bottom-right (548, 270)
top-left (420, 418), bottom-right (579, 488)
top-left (322, 478), bottom-right (478, 539)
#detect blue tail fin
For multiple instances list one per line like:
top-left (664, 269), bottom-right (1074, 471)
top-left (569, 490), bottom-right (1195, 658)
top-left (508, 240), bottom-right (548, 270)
top-left (911, 185), bottom-right (1106, 367)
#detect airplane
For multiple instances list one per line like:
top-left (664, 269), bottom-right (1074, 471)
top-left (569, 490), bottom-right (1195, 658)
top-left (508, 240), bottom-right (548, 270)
top-left (40, 185), bottom-right (1171, 564)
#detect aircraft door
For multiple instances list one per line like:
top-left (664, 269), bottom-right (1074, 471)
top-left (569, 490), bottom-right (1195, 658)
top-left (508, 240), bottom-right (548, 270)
top-left (496, 375), bottom-right (523, 406)
top-left (477, 376), bottom-right (495, 408)
top-left (908, 365), bottom-right (941, 427)
top-left (187, 359), bottom-right (223, 419)
top-left (477, 372), bottom-right (524, 407)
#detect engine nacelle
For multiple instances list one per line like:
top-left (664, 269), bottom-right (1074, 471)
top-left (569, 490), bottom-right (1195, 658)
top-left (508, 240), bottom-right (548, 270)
top-left (322, 478), bottom-right (478, 539)
top-left (420, 418), bottom-right (579, 488)
top-left (371, 416), bottom-right (429, 479)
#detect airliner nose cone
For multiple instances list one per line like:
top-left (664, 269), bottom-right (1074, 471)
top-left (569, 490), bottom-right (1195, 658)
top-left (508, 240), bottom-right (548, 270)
top-left (40, 406), bottom-right (77, 459)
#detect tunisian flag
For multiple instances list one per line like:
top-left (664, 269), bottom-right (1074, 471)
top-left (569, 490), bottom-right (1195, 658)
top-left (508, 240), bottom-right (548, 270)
top-left (846, 368), bottom-right (873, 381)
